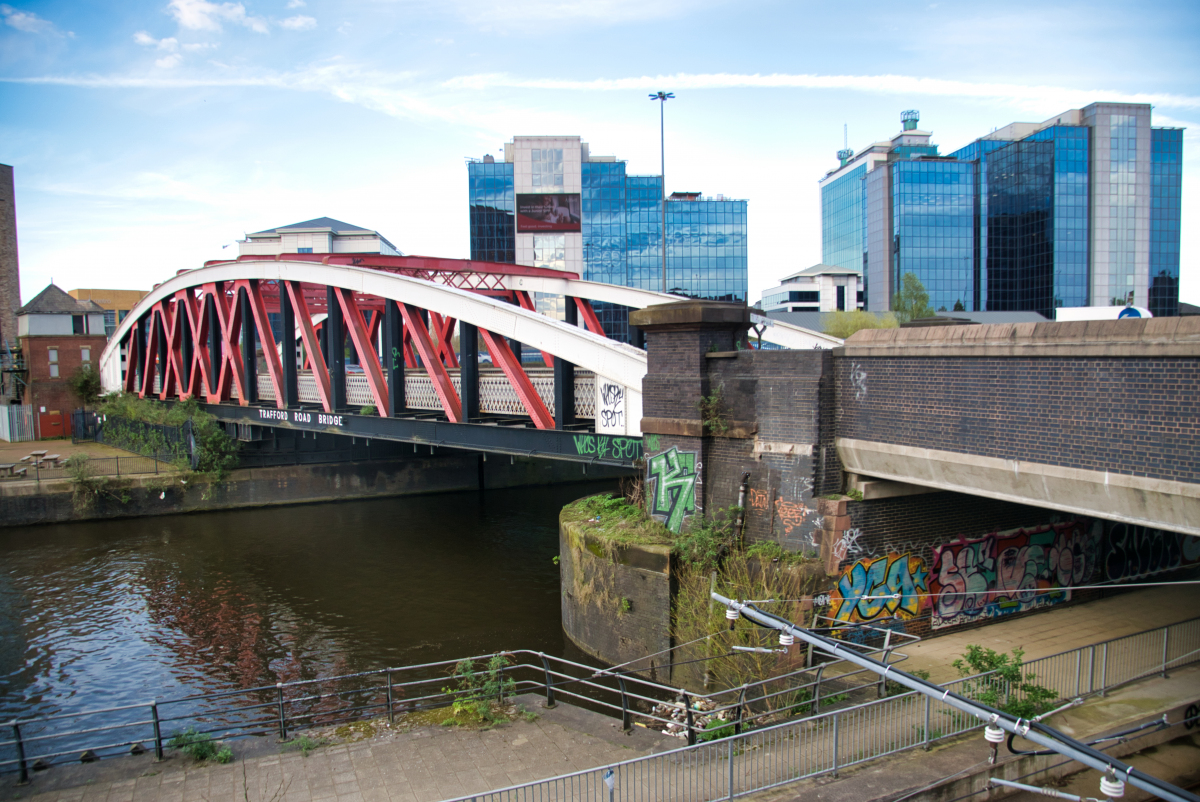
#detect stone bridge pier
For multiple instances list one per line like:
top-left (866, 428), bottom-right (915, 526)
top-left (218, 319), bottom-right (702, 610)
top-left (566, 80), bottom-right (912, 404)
top-left (631, 301), bottom-right (1200, 639)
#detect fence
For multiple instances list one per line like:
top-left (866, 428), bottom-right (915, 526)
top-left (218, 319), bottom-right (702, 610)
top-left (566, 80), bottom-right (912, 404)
top-left (0, 454), bottom-right (175, 483)
top-left (95, 415), bottom-right (195, 469)
top-left (0, 404), bottom-right (35, 442)
top-left (2, 616), bottom-right (1197, 788)
top-left (441, 616), bottom-right (1200, 802)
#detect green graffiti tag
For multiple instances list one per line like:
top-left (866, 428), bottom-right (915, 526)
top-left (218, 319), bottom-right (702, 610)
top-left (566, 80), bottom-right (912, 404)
top-left (390, 346), bottom-right (402, 371)
top-left (647, 447), bottom-right (697, 533)
top-left (643, 434), bottom-right (660, 452)
top-left (573, 434), bottom-right (642, 463)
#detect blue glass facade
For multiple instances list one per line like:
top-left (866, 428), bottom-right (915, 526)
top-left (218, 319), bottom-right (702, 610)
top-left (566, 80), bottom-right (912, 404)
top-left (891, 161), bottom-right (975, 313)
top-left (471, 156), bottom-right (746, 343)
top-left (830, 105), bottom-right (1181, 318)
top-left (821, 165), bottom-right (866, 273)
top-left (1149, 128), bottom-right (1182, 317)
top-left (467, 161), bottom-right (515, 264)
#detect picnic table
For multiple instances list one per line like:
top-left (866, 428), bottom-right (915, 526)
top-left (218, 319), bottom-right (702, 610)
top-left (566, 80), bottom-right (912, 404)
top-left (42, 454), bottom-right (61, 466)
top-left (28, 450), bottom-right (47, 457)
top-left (0, 463), bottom-right (16, 476)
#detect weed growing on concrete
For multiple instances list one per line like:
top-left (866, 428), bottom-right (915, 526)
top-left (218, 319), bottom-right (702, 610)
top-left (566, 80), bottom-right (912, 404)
top-left (168, 728), bottom-right (232, 763)
top-left (64, 454), bottom-right (131, 512)
top-left (674, 507), bottom-right (741, 573)
top-left (282, 735), bottom-right (327, 757)
top-left (697, 718), bottom-right (735, 742)
top-left (745, 540), bottom-right (817, 568)
top-left (440, 655), bottom-right (517, 728)
top-left (561, 493), bottom-right (673, 547)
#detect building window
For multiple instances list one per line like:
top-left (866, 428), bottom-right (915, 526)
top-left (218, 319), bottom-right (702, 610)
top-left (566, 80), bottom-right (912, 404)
top-left (531, 149), bottom-right (564, 188)
top-left (297, 247), bottom-right (313, 253)
top-left (72, 315), bottom-right (84, 334)
top-left (48, 348), bottom-right (59, 378)
top-left (81, 347), bottom-right (91, 364)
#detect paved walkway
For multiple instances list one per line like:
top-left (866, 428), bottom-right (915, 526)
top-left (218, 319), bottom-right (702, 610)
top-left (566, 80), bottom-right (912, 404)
top-left (4, 583), bottom-right (1197, 802)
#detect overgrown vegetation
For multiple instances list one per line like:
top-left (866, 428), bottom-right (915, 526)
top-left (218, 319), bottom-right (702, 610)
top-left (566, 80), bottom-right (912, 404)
top-left (168, 728), bottom-right (233, 763)
top-left (952, 646), bottom-right (1057, 718)
top-left (100, 394), bottom-right (240, 479)
top-left (67, 364), bottom-right (103, 407)
top-left (561, 493), bottom-right (674, 547)
top-left (675, 507), bottom-right (742, 573)
top-left (282, 735), bottom-right (328, 757)
top-left (697, 384), bottom-right (730, 435)
top-left (745, 540), bottom-right (815, 567)
top-left (821, 310), bottom-right (900, 339)
top-left (63, 454), bottom-right (130, 512)
top-left (439, 655), bottom-right (518, 728)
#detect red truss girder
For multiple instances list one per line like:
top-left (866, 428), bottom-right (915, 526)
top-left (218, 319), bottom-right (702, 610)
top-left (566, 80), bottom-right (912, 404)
top-left (478, 330), bottom-right (554, 429)
top-left (334, 288), bottom-right (389, 416)
top-left (398, 302), bottom-right (461, 422)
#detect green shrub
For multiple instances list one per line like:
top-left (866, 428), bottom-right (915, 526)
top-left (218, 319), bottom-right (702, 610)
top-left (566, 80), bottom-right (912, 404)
top-left (952, 646), bottom-right (1057, 718)
top-left (674, 507), bottom-right (741, 572)
top-left (697, 718), bottom-right (735, 742)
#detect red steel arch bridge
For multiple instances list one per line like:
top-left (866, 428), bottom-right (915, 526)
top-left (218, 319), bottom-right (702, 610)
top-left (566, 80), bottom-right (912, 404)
top-left (98, 254), bottom-right (839, 467)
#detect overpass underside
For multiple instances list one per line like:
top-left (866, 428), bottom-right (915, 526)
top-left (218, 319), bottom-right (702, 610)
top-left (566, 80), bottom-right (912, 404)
top-left (835, 318), bottom-right (1200, 539)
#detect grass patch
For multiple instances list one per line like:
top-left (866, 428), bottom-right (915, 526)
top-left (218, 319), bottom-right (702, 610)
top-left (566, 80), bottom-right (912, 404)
top-left (561, 494), bottom-right (674, 548)
top-left (283, 735), bottom-right (328, 756)
top-left (745, 540), bottom-right (816, 567)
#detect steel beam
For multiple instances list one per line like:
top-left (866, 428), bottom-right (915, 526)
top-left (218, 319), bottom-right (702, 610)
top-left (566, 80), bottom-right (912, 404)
top-left (459, 321), bottom-right (479, 422)
top-left (238, 279), bottom-right (286, 410)
top-left (272, 279), bottom-right (296, 408)
top-left (326, 285), bottom-right (348, 411)
top-left (335, 287), bottom-right (389, 415)
top-left (398, 302), bottom-right (462, 422)
top-left (478, 329), bottom-right (554, 430)
top-left (383, 300), bottom-right (405, 416)
top-left (207, 402), bottom-right (642, 467)
top-left (286, 281), bottom-right (333, 412)
top-left (240, 287), bottom-right (257, 405)
top-left (555, 297), bottom-right (577, 430)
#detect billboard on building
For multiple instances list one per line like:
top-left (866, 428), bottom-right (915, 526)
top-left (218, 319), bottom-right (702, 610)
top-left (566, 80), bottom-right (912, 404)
top-left (516, 193), bottom-right (581, 232)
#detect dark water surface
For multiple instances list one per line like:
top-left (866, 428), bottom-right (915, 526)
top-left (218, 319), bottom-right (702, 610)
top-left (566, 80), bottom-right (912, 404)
top-left (0, 480), bottom-right (616, 723)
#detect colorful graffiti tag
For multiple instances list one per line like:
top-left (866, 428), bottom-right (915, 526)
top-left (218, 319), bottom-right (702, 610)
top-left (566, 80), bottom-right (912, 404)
top-left (930, 520), bottom-right (1101, 630)
top-left (830, 553), bottom-right (930, 624)
top-left (647, 447), bottom-right (698, 533)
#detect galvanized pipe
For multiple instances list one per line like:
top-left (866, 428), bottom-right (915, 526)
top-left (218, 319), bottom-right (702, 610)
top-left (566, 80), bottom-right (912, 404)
top-left (711, 592), bottom-right (1200, 802)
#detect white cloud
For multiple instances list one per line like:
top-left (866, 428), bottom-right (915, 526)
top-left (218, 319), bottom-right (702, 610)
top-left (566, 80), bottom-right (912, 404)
top-left (182, 42), bottom-right (217, 51)
top-left (336, 21), bottom-right (351, 34)
top-left (441, 71), bottom-right (1200, 112)
top-left (134, 31), bottom-right (180, 51)
top-left (286, 0), bottom-right (305, 7)
top-left (279, 14), bottom-right (316, 30)
top-left (1, 4), bottom-right (68, 36)
top-left (167, 0), bottom-right (270, 34)
top-left (156, 53), bottom-right (183, 69)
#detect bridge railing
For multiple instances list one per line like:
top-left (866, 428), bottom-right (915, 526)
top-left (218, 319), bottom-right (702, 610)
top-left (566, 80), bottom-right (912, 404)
top-left (221, 369), bottom-right (598, 419)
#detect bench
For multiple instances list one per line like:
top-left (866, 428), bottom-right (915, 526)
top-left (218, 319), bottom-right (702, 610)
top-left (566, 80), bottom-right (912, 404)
top-left (13, 466), bottom-right (27, 478)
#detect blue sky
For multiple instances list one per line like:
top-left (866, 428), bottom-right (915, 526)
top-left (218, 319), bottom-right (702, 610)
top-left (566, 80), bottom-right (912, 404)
top-left (2, 0), bottom-right (1198, 308)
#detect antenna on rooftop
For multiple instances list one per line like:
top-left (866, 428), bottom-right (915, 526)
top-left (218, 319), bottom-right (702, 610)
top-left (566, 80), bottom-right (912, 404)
top-left (837, 123), bottom-right (854, 166)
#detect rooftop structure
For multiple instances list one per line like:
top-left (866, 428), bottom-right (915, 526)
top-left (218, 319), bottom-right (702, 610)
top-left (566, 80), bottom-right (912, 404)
top-left (240, 217), bottom-right (402, 257)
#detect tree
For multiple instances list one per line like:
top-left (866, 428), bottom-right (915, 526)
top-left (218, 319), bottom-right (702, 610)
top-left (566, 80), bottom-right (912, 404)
top-left (891, 273), bottom-right (936, 324)
top-left (67, 364), bottom-right (102, 408)
top-left (953, 299), bottom-right (966, 312)
top-left (821, 309), bottom-right (899, 339)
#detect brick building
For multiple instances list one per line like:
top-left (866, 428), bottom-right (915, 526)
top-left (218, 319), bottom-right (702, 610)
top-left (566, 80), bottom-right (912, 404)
top-left (16, 284), bottom-right (108, 438)
top-left (0, 164), bottom-right (20, 353)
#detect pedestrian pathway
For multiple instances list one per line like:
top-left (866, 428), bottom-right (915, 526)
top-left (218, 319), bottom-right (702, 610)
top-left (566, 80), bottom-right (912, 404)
top-left (4, 583), bottom-right (1197, 802)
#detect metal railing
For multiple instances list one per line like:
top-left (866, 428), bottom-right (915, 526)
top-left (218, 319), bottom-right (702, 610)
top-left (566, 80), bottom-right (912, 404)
top-left (2, 616), bottom-right (1196, 792)
top-left (0, 626), bottom-right (910, 782)
top-left (438, 616), bottom-right (1200, 802)
top-left (0, 454), bottom-right (176, 483)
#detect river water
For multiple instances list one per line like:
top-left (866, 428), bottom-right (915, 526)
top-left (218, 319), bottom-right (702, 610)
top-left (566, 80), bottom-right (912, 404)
top-left (0, 480), bottom-right (616, 726)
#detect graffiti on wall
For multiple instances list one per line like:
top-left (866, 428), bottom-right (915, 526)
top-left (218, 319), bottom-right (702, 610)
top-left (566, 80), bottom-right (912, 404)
top-left (1103, 523), bottom-right (1200, 583)
top-left (832, 527), bottom-right (864, 563)
top-left (930, 520), bottom-right (1101, 630)
top-left (746, 485), bottom-right (820, 547)
top-left (647, 447), bottom-right (698, 533)
top-left (830, 552), bottom-right (930, 624)
top-left (597, 382), bottom-right (625, 433)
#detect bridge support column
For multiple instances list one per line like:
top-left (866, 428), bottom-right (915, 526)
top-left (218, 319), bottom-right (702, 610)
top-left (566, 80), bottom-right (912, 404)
top-left (460, 322), bottom-right (479, 422)
top-left (383, 300), bottom-right (405, 416)
top-left (326, 285), bottom-right (348, 411)
top-left (281, 281), bottom-right (299, 408)
top-left (207, 293), bottom-right (221, 392)
top-left (554, 297), bottom-right (577, 429)
top-left (135, 316), bottom-right (148, 391)
top-left (239, 287), bottom-right (257, 405)
top-left (629, 301), bottom-right (750, 534)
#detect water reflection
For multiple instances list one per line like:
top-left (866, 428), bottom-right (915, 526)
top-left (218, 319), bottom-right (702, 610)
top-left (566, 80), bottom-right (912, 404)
top-left (0, 481), bottom-right (615, 722)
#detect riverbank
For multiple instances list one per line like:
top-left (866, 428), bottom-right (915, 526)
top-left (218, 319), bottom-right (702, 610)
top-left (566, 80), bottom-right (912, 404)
top-left (0, 451), bottom-right (631, 526)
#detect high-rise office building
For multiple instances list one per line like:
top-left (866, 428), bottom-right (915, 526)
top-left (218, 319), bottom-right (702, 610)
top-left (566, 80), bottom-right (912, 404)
top-left (819, 104), bottom-right (1183, 317)
top-left (468, 136), bottom-right (748, 341)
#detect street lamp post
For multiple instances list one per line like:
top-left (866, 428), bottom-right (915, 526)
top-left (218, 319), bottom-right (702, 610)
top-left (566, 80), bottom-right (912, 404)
top-left (649, 91), bottom-right (674, 294)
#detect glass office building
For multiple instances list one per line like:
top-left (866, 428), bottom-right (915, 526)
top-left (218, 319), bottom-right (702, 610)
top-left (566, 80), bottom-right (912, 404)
top-left (820, 104), bottom-right (1183, 318)
top-left (469, 137), bottom-right (747, 342)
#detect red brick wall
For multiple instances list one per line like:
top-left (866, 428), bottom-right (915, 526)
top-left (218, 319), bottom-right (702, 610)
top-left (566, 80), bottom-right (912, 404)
top-left (21, 334), bottom-right (108, 434)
